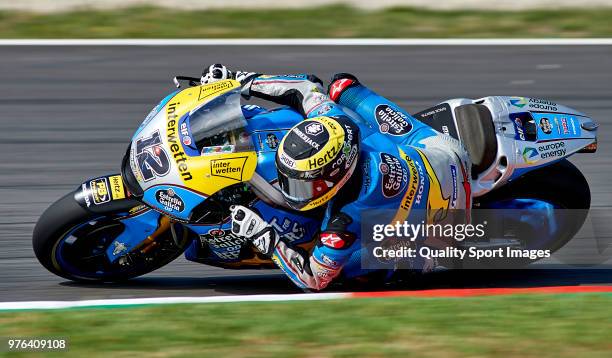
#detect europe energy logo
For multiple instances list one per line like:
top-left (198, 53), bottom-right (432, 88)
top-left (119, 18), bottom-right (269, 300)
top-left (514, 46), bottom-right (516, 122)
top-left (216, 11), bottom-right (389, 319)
top-left (509, 97), bottom-right (528, 108)
top-left (522, 147), bottom-right (539, 164)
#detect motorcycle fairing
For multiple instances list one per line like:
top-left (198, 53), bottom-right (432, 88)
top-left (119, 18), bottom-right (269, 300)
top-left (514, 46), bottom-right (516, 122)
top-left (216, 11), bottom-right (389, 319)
top-left (105, 208), bottom-right (164, 262)
top-left (183, 199), bottom-right (321, 267)
top-left (127, 80), bottom-right (259, 218)
top-left (417, 96), bottom-right (598, 197)
top-left (142, 184), bottom-right (207, 222)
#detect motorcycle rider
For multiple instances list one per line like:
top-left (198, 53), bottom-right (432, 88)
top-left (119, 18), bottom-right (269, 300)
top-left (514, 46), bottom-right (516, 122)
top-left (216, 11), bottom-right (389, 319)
top-left (201, 64), bottom-right (472, 291)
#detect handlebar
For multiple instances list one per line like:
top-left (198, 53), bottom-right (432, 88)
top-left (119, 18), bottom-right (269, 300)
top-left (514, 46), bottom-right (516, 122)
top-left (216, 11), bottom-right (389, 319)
top-left (173, 75), bottom-right (201, 88)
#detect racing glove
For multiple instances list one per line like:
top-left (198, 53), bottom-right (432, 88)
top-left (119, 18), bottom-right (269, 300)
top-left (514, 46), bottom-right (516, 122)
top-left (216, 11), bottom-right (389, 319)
top-left (201, 64), bottom-right (233, 84)
top-left (327, 73), bottom-right (360, 102)
top-left (230, 205), bottom-right (279, 257)
top-left (201, 64), bottom-right (258, 85)
top-left (230, 205), bottom-right (342, 291)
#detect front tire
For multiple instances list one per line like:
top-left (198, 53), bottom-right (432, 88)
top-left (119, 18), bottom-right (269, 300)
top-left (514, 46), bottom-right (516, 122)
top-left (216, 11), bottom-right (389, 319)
top-left (33, 192), bottom-right (188, 282)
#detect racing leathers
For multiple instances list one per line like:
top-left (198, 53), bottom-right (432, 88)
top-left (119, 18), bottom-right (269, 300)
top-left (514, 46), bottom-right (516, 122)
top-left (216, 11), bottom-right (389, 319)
top-left (230, 71), bottom-right (472, 291)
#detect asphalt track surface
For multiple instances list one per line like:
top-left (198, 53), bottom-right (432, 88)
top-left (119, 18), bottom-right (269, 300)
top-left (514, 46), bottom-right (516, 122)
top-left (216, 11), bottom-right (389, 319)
top-left (1, 45), bottom-right (611, 302)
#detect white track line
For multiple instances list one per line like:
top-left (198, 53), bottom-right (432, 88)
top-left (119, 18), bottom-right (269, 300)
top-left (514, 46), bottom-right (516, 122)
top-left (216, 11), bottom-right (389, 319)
top-left (1, 39), bottom-right (612, 46)
top-left (0, 293), bottom-right (349, 311)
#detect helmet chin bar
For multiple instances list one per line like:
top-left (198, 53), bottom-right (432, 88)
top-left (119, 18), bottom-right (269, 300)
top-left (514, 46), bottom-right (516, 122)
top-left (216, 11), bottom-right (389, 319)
top-left (248, 172), bottom-right (294, 210)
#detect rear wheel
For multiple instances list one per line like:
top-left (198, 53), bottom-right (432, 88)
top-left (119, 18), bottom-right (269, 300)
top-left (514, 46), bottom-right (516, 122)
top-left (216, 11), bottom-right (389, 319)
top-left (472, 159), bottom-right (590, 266)
top-left (33, 192), bottom-right (189, 282)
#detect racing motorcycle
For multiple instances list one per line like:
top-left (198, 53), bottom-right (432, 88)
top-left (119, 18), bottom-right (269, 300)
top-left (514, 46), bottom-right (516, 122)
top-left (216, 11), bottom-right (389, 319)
top-left (33, 75), bottom-right (598, 282)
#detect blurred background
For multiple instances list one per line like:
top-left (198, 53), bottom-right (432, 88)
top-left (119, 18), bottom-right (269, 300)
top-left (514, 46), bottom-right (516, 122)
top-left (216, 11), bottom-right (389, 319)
top-left (1, 0), bottom-right (612, 38)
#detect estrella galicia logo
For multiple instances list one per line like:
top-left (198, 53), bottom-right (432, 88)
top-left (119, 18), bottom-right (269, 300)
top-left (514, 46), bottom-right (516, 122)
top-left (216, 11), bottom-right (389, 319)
top-left (509, 97), bottom-right (528, 108)
top-left (155, 188), bottom-right (185, 213)
top-left (379, 153), bottom-right (408, 198)
top-left (522, 147), bottom-right (539, 164)
top-left (374, 104), bottom-right (413, 136)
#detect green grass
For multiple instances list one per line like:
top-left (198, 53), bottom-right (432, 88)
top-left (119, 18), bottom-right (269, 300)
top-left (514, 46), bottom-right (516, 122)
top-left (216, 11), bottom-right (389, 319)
top-left (1, 6), bottom-right (612, 38)
top-left (1, 294), bottom-right (611, 357)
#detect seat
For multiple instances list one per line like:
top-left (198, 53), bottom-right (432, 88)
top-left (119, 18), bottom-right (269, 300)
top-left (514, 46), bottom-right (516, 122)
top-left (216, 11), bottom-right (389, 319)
top-left (454, 104), bottom-right (498, 176)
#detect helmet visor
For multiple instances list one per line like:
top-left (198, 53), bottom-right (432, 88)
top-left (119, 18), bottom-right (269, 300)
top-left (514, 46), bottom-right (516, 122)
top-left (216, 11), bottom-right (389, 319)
top-left (278, 171), bottom-right (331, 203)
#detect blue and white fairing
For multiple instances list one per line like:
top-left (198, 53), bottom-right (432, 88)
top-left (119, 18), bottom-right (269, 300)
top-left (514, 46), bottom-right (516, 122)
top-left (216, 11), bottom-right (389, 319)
top-left (438, 96), bottom-right (598, 197)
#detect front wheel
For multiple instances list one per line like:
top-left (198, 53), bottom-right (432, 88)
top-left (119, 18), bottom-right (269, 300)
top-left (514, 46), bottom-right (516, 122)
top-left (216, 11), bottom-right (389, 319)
top-left (33, 192), bottom-right (189, 282)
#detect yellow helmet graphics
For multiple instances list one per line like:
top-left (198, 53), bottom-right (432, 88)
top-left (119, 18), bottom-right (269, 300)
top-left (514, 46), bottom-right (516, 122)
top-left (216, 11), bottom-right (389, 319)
top-left (276, 116), bottom-right (360, 211)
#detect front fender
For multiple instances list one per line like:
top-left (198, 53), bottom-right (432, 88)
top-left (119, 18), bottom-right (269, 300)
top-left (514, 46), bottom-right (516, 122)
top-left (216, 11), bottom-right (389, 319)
top-left (74, 173), bottom-right (142, 214)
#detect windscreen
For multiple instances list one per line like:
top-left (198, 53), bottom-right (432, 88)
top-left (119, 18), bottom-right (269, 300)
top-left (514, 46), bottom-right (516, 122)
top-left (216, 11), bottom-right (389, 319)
top-left (189, 88), bottom-right (254, 155)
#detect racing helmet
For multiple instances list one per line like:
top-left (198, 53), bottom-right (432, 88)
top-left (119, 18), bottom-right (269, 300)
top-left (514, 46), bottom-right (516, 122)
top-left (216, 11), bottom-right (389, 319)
top-left (276, 116), bottom-right (360, 211)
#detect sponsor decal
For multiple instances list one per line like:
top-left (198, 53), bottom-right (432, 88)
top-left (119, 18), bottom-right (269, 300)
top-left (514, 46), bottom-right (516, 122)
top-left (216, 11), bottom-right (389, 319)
top-left (458, 160), bottom-right (472, 223)
top-left (413, 160), bottom-right (425, 205)
top-left (418, 105), bottom-right (448, 118)
top-left (509, 97), bottom-right (528, 108)
top-left (242, 104), bottom-right (262, 112)
top-left (510, 97), bottom-right (558, 111)
top-left (415, 149), bottom-right (451, 224)
top-left (197, 80), bottom-right (234, 101)
top-left (316, 104), bottom-right (332, 116)
top-left (307, 145), bottom-right (339, 170)
top-left (238, 131), bottom-right (251, 144)
top-left (320, 233), bottom-right (345, 249)
top-left (522, 147), bottom-right (539, 164)
top-left (414, 104), bottom-right (458, 139)
top-left (279, 151), bottom-right (296, 169)
top-left (199, 228), bottom-right (247, 259)
top-left (374, 104), bottom-right (413, 136)
top-left (155, 188), bottom-right (185, 213)
top-left (450, 165), bottom-right (458, 208)
top-left (128, 205), bottom-right (148, 215)
top-left (294, 126), bottom-right (321, 150)
top-left (319, 254), bottom-right (339, 268)
top-left (180, 122), bottom-right (192, 146)
top-left (208, 229), bottom-right (225, 237)
top-left (166, 102), bottom-right (193, 181)
top-left (379, 153), bottom-right (408, 198)
top-left (109, 175), bottom-right (126, 200)
top-left (270, 216), bottom-right (306, 243)
top-left (265, 133), bottom-right (279, 149)
top-left (210, 156), bottom-right (248, 181)
top-left (90, 178), bottom-right (110, 205)
top-left (538, 142), bottom-right (566, 159)
top-left (570, 118), bottom-right (578, 135)
top-left (81, 183), bottom-right (91, 207)
top-left (112, 241), bottom-right (128, 256)
top-left (528, 98), bottom-right (557, 111)
top-left (133, 130), bottom-right (171, 182)
top-left (305, 122), bottom-right (324, 136)
top-left (259, 74), bottom-right (306, 80)
top-left (392, 151), bottom-right (420, 223)
top-left (202, 145), bottom-right (234, 156)
top-left (362, 157), bottom-right (372, 192)
top-left (290, 256), bottom-right (305, 273)
top-left (513, 117), bottom-right (526, 140)
top-left (539, 117), bottom-right (553, 134)
top-left (561, 118), bottom-right (570, 135)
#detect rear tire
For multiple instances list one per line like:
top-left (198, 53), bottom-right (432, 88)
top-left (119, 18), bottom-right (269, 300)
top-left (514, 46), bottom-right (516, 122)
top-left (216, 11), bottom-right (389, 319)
top-left (474, 159), bottom-right (590, 266)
